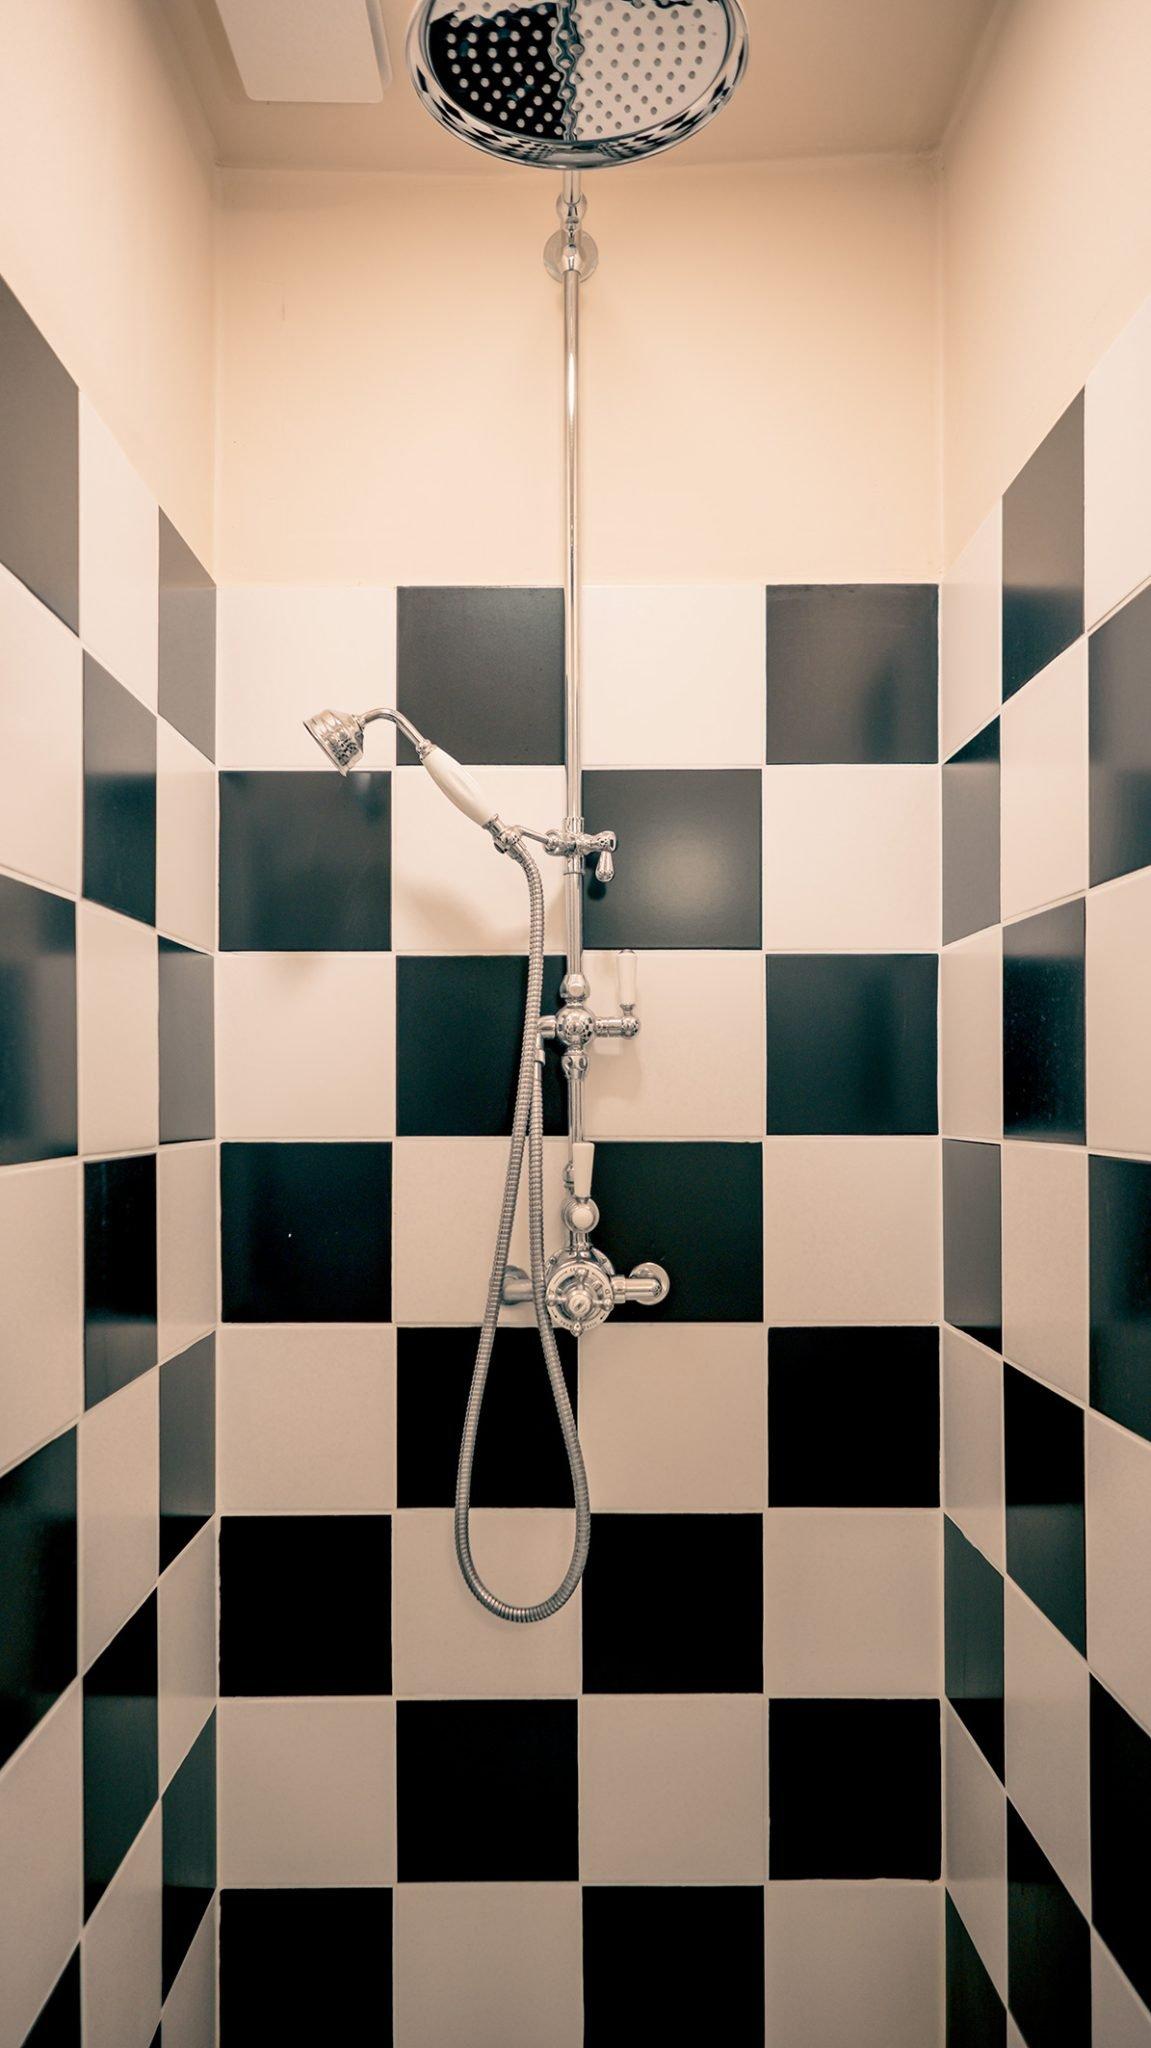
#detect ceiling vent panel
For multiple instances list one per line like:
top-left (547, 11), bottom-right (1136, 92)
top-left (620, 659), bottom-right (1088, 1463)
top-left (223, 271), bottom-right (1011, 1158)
top-left (215, 0), bottom-right (391, 102)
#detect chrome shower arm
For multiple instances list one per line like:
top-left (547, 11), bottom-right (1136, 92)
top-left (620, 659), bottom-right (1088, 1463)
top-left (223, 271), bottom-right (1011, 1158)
top-left (361, 706), bottom-right (432, 757)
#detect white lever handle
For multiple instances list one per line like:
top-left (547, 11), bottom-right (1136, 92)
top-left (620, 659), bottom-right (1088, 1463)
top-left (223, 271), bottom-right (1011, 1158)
top-left (618, 949), bottom-right (638, 1010)
top-left (421, 746), bottom-right (498, 828)
top-left (571, 1141), bottom-right (595, 1202)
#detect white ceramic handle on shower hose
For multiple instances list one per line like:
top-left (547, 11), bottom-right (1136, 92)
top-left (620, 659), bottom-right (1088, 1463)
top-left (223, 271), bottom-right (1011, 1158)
top-left (421, 746), bottom-right (498, 827)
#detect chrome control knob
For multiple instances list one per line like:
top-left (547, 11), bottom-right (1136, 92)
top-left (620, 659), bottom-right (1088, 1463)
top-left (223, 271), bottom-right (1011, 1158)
top-left (595, 849), bottom-right (615, 883)
top-left (545, 1254), bottom-right (615, 1332)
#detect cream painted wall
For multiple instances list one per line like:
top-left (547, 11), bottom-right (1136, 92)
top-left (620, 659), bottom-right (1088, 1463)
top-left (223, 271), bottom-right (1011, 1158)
top-left (215, 155), bottom-right (940, 586)
top-left (0, 0), bottom-right (217, 564)
top-left (940, 0), bottom-right (1151, 564)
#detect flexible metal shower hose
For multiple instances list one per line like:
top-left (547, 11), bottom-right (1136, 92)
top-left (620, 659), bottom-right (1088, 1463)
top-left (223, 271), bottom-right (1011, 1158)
top-left (454, 830), bottom-right (591, 1622)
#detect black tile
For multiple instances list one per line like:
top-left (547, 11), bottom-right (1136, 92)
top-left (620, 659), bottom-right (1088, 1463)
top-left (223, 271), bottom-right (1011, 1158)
top-left (1089, 580), bottom-right (1151, 886)
top-left (1091, 1676), bottom-right (1151, 2012)
top-left (582, 770), bottom-right (762, 950)
top-left (83, 654), bottom-right (157, 925)
top-left (591, 1141), bottom-right (763, 1322)
top-left (1007, 1802), bottom-right (1090, 2048)
top-left (1002, 899), bottom-right (1085, 1143)
top-left (396, 586), bottom-right (564, 766)
top-left (396, 955), bottom-right (566, 1136)
top-left (25, 1949), bottom-right (81, 2046)
top-left (1004, 1364), bottom-right (1085, 1653)
top-left (220, 1141), bottom-right (391, 1322)
top-left (945, 1516), bottom-right (1004, 1778)
top-left (943, 718), bottom-right (1000, 945)
top-left (768, 1327), bottom-right (939, 1506)
top-left (946, 1896), bottom-right (1006, 2048)
top-left (162, 1710), bottom-right (216, 1996)
top-left (396, 1325), bottom-right (578, 1508)
top-left (83, 1593), bottom-right (158, 1917)
top-left (583, 1887), bottom-right (765, 2047)
top-left (1090, 1153), bottom-right (1151, 1443)
top-left (766, 953), bottom-right (937, 1134)
top-left (943, 1139), bottom-right (1002, 1352)
top-left (0, 278), bottom-right (78, 630)
top-left (84, 1155), bottom-right (157, 1407)
top-left (769, 1698), bottom-right (940, 1878)
top-left (221, 1888), bottom-right (392, 2046)
top-left (160, 1335), bottom-right (215, 1572)
top-left (0, 1429), bottom-right (76, 1768)
top-left (1002, 393), bottom-right (1084, 700)
top-left (764, 583), bottom-right (938, 764)
top-left (158, 940), bottom-right (214, 1143)
top-left (396, 1700), bottom-right (577, 1880)
top-left (0, 874), bottom-right (77, 1166)
top-left (219, 1515), bottom-right (390, 1694)
top-left (158, 512), bottom-right (215, 761)
top-left (219, 771), bottom-right (391, 951)
top-left (582, 1514), bottom-right (763, 1693)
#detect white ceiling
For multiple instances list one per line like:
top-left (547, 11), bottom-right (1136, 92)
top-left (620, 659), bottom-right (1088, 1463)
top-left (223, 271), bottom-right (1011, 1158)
top-left (160, 0), bottom-right (1002, 173)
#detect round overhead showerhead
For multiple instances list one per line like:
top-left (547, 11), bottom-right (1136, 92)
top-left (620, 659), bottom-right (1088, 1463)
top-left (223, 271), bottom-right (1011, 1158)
top-left (407, 0), bottom-right (748, 171)
top-left (304, 708), bottom-right (366, 774)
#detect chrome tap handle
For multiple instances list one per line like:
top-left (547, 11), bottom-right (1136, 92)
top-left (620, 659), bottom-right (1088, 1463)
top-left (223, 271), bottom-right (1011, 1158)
top-left (618, 949), bottom-right (637, 1013)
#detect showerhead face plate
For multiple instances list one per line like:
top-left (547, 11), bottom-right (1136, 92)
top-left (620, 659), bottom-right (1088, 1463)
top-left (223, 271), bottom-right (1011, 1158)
top-left (407, 0), bottom-right (748, 170)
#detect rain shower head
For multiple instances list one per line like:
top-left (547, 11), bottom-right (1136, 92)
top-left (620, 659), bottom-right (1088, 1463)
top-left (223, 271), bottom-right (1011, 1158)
top-left (407, 0), bottom-right (749, 171)
top-left (305, 704), bottom-right (499, 827)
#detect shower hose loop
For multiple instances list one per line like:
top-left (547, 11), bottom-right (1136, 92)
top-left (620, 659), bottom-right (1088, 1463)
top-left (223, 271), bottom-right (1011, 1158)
top-left (454, 834), bottom-right (591, 1622)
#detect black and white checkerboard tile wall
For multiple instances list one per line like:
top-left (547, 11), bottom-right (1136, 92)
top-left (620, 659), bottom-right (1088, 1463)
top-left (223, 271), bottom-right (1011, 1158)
top-left (0, 277), bottom-right (219, 2046)
top-left (212, 562), bottom-right (945, 2046)
top-left (940, 291), bottom-right (1151, 2047)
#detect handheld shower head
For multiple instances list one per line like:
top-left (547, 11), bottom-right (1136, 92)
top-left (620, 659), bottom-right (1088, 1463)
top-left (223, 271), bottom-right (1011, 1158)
top-left (408, 0), bottom-right (749, 172)
top-left (305, 704), bottom-right (499, 828)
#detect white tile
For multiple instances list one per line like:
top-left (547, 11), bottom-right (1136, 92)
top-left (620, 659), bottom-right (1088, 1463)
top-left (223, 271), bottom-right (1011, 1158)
top-left (764, 1509), bottom-right (940, 1696)
top-left (945, 1705), bottom-right (1007, 2001)
top-left (156, 719), bottom-right (215, 953)
top-left (216, 953), bottom-right (394, 1139)
top-left (942, 502), bottom-right (1002, 762)
top-left (1004, 1579), bottom-right (1091, 1914)
top-left (82, 1806), bottom-right (162, 2048)
top-left (217, 584), bottom-right (396, 770)
top-left (580, 1694), bottom-right (765, 1882)
top-left (763, 1137), bottom-right (940, 1323)
top-left (80, 1370), bottom-right (159, 1669)
top-left (1093, 1933), bottom-right (1151, 2048)
top-left (157, 1143), bottom-right (216, 1362)
top-left (392, 764), bottom-right (567, 954)
top-left (763, 766), bottom-right (939, 951)
top-left (219, 1697), bottom-right (395, 1886)
top-left (159, 1896), bottom-right (216, 2048)
top-left (0, 562), bottom-right (82, 893)
top-left (582, 949), bottom-right (763, 1138)
top-left (764, 1883), bottom-right (943, 2048)
top-left (1002, 1142), bottom-right (1089, 1401)
top-left (159, 1519), bottom-right (216, 1791)
top-left (394, 1885), bottom-right (582, 2048)
top-left (77, 902), bottom-right (159, 1156)
top-left (1085, 291), bottom-right (1151, 628)
top-left (0, 1688), bottom-right (82, 2048)
top-left (392, 1137), bottom-right (566, 1324)
top-left (1087, 867), bottom-right (1151, 1154)
top-left (1000, 640), bottom-right (1089, 919)
top-left (1006, 2023), bottom-right (1027, 2048)
top-left (941, 928), bottom-right (1002, 1140)
top-left (943, 1326), bottom-right (1005, 1571)
top-left (78, 401), bottom-right (158, 709)
top-left (581, 584), bottom-right (765, 767)
top-left (218, 1325), bottom-right (394, 1512)
top-left (1087, 1413), bottom-right (1151, 1734)
top-left (0, 1162), bottom-right (81, 1473)
top-left (392, 1510), bottom-right (581, 1697)
top-left (579, 1322), bottom-right (765, 1509)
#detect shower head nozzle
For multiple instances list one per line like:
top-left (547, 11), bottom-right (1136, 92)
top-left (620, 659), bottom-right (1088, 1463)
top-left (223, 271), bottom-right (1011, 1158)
top-left (407, 0), bottom-right (749, 174)
top-left (304, 708), bottom-right (368, 775)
